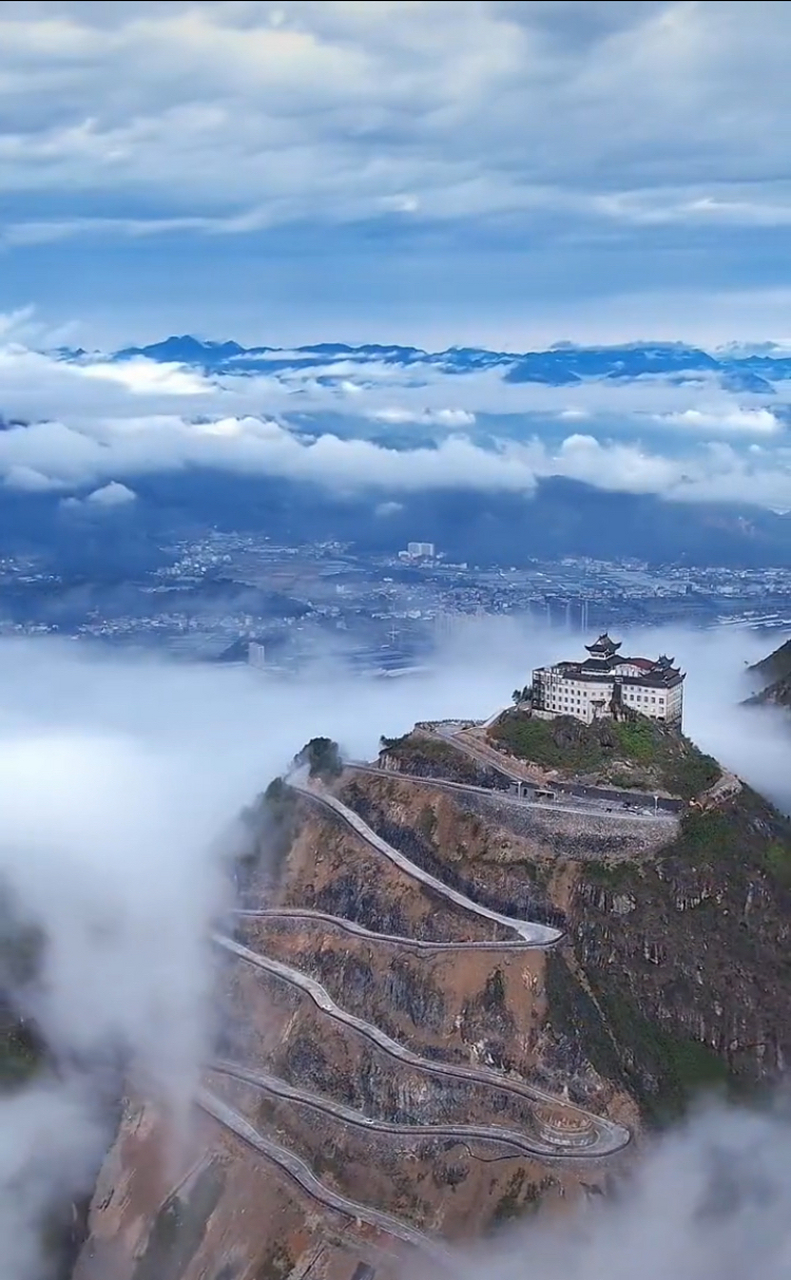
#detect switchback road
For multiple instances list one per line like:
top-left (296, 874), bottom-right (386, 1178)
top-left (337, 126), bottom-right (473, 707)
top-left (211, 772), bottom-right (631, 1257)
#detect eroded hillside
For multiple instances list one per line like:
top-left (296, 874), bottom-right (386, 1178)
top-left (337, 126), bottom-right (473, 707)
top-left (73, 713), bottom-right (791, 1280)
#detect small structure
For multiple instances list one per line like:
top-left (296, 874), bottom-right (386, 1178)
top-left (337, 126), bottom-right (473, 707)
top-left (530, 633), bottom-right (685, 727)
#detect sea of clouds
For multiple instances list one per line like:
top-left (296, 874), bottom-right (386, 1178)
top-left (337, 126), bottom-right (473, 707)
top-left (0, 619), bottom-right (789, 1278)
top-left (3, 313), bottom-right (791, 511)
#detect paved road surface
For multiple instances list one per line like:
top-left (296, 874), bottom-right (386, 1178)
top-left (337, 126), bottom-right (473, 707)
top-left (212, 773), bottom-right (631, 1255)
top-left (291, 780), bottom-right (560, 945)
top-left (348, 762), bottom-right (674, 824)
top-left (198, 1089), bottom-right (450, 1262)
top-left (209, 1058), bottom-right (596, 1161)
top-left (214, 932), bottom-right (627, 1159)
top-left (234, 906), bottom-right (548, 951)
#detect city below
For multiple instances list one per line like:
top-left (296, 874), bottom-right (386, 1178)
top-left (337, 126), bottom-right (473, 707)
top-left (2, 532), bottom-right (791, 675)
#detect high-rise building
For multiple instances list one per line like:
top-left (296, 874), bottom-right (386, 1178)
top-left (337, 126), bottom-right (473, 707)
top-left (247, 640), bottom-right (266, 670)
top-left (406, 541), bottom-right (435, 558)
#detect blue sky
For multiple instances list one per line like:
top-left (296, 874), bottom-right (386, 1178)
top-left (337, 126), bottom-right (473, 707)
top-left (3, 0), bottom-right (791, 349)
top-left (6, 1), bottom-right (791, 514)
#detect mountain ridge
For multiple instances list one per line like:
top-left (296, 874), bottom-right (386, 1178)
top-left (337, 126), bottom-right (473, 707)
top-left (55, 334), bottom-right (791, 390)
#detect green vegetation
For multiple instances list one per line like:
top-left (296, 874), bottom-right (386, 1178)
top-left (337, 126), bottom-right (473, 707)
top-left (0, 1019), bottom-right (43, 1092)
top-left (488, 711), bottom-right (720, 798)
top-left (669, 793), bottom-right (791, 876)
top-left (292, 736), bottom-right (343, 781)
top-left (489, 1173), bottom-right (549, 1228)
top-left (671, 808), bottom-right (735, 859)
top-left (765, 839), bottom-right (791, 887)
top-left (749, 636), bottom-right (791, 686)
top-left (0, 909), bottom-right (46, 1094)
top-left (237, 775), bottom-right (300, 884)
top-left (418, 804), bottom-right (437, 842)
top-left (546, 951), bottom-right (732, 1125)
top-left (482, 968), bottom-right (507, 1012)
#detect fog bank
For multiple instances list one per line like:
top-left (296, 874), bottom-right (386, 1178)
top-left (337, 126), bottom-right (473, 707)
top-left (0, 620), bottom-right (789, 1278)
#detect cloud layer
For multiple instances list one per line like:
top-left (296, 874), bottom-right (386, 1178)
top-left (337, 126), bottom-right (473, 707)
top-left (0, 621), bottom-right (789, 1278)
top-left (2, 3), bottom-right (791, 344)
top-left (1, 2), bottom-right (791, 240)
top-left (3, 328), bottom-right (791, 509)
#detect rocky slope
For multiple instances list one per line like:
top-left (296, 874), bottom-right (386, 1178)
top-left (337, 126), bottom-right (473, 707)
top-left (70, 714), bottom-right (791, 1278)
top-left (745, 634), bottom-right (791, 708)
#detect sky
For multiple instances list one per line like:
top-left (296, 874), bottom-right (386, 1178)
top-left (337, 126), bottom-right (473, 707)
top-left (2, 1), bottom-right (791, 349)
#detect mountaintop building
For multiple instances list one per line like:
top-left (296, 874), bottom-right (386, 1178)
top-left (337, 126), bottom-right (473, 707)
top-left (530, 633), bottom-right (685, 727)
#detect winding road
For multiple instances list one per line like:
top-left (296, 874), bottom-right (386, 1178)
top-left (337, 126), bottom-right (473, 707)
top-left (348, 761), bottom-right (675, 824)
top-left (206, 771), bottom-right (631, 1256)
top-left (208, 1058), bottom-right (594, 1161)
top-left (233, 906), bottom-right (547, 951)
top-left (289, 780), bottom-right (559, 945)
top-left (198, 1089), bottom-right (450, 1263)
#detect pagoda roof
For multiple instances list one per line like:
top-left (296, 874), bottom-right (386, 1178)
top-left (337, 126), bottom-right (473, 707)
top-left (584, 632), bottom-right (621, 655)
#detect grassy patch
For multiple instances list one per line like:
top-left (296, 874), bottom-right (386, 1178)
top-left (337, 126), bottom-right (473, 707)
top-left (590, 979), bottom-right (732, 1123)
top-left (131, 1165), bottom-right (224, 1280)
top-left (765, 840), bottom-right (791, 887)
top-left (253, 1243), bottom-right (295, 1280)
top-left (418, 804), bottom-right (437, 843)
top-left (489, 712), bottom-right (719, 799)
top-left (583, 861), bottom-right (639, 889)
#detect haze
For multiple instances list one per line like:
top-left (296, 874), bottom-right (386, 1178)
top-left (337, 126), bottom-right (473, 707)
top-left (0, 620), bottom-right (789, 1278)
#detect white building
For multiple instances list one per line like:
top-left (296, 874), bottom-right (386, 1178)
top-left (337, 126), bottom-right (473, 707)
top-left (247, 640), bottom-right (266, 670)
top-left (530, 633), bottom-right (685, 727)
top-left (406, 541), bottom-right (435, 559)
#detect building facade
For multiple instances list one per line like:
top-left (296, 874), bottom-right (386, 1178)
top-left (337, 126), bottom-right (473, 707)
top-left (530, 634), bottom-right (685, 727)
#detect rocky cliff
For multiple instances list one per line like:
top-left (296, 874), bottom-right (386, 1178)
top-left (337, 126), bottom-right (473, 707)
top-left (70, 715), bottom-right (791, 1279)
top-left (744, 633), bottom-right (791, 709)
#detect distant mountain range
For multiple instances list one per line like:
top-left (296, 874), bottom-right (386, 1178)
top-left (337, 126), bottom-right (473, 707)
top-left (60, 335), bottom-right (791, 392)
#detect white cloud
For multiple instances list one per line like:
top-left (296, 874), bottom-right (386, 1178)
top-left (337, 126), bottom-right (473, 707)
top-left (86, 480), bottom-right (137, 505)
top-left (0, 337), bottom-right (790, 508)
top-left (448, 1104), bottom-right (791, 1280)
top-left (370, 406), bottom-right (476, 428)
top-left (78, 355), bottom-right (211, 396)
top-left (0, 625), bottom-right (789, 1280)
top-left (657, 406), bottom-right (783, 435)
top-left (64, 479), bottom-right (138, 509)
top-left (0, 1), bottom-right (790, 243)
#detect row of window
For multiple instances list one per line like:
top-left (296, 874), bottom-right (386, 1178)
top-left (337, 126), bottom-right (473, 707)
top-left (545, 686), bottom-right (667, 711)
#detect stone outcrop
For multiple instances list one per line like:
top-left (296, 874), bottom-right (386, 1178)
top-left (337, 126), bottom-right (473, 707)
top-left (72, 719), bottom-right (791, 1278)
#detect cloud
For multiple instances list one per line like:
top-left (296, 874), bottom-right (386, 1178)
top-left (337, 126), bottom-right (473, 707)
top-left (657, 406), bottom-right (782, 435)
top-left (369, 406), bottom-right (476, 428)
top-left (0, 623), bottom-right (789, 1279)
top-left (2, 337), bottom-right (791, 509)
top-left (86, 480), bottom-right (137, 506)
top-left (78, 356), bottom-right (212, 397)
top-left (441, 1103), bottom-right (791, 1280)
top-left (5, 401), bottom-right (791, 509)
top-left (0, 0), bottom-right (790, 245)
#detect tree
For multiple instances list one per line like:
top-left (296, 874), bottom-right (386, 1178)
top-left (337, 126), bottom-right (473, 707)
top-left (292, 736), bottom-right (343, 781)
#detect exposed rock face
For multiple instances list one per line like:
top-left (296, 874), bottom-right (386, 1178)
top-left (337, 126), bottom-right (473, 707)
top-left (73, 721), bottom-right (791, 1278)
